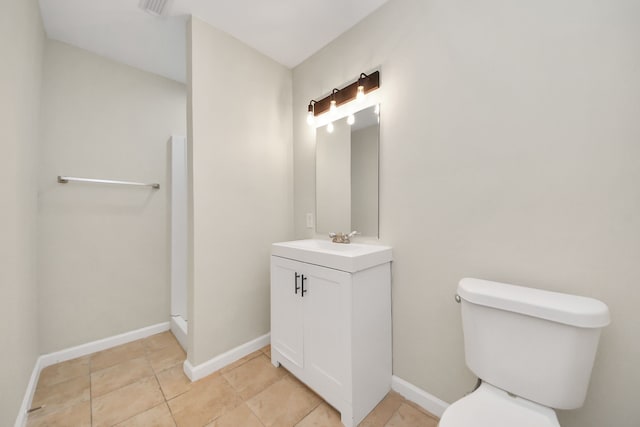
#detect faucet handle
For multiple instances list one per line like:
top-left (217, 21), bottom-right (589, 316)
top-left (347, 230), bottom-right (360, 239)
top-left (329, 232), bottom-right (345, 243)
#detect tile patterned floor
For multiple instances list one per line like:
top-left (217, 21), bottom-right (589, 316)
top-left (26, 331), bottom-right (439, 427)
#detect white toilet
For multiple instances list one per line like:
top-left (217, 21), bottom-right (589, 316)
top-left (439, 278), bottom-right (610, 427)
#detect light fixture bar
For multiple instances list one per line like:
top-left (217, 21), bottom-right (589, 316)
top-left (311, 71), bottom-right (380, 117)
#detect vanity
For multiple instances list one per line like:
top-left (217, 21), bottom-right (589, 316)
top-left (270, 239), bottom-right (392, 427)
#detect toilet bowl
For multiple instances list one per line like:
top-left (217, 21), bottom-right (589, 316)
top-left (439, 278), bottom-right (609, 426)
top-left (439, 382), bottom-right (560, 427)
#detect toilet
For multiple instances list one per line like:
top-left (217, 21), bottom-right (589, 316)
top-left (439, 278), bottom-right (610, 427)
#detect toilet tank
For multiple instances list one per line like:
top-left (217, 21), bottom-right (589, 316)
top-left (457, 278), bottom-right (610, 410)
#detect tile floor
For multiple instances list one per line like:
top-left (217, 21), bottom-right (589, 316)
top-left (26, 331), bottom-right (439, 427)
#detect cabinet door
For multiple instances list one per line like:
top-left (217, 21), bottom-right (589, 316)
top-left (271, 256), bottom-right (304, 368)
top-left (302, 263), bottom-right (351, 400)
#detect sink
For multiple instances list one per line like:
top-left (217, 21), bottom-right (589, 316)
top-left (271, 239), bottom-right (392, 273)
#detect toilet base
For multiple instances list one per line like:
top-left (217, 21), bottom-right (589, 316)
top-left (439, 382), bottom-right (560, 427)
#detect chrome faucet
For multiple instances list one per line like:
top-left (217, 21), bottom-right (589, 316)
top-left (329, 231), bottom-right (359, 244)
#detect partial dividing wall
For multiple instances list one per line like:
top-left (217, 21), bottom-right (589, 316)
top-left (293, 0), bottom-right (640, 426)
top-left (0, 0), bottom-right (44, 423)
top-left (38, 40), bottom-right (186, 353)
top-left (188, 17), bottom-right (293, 365)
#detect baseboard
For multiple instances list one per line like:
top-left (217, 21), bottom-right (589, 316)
top-left (183, 333), bottom-right (270, 381)
top-left (14, 357), bottom-right (43, 427)
top-left (170, 316), bottom-right (188, 351)
top-left (39, 322), bottom-right (170, 368)
top-left (391, 375), bottom-right (449, 417)
top-left (15, 322), bottom-right (170, 427)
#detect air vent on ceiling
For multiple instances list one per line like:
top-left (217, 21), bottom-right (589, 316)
top-left (138, 0), bottom-right (172, 17)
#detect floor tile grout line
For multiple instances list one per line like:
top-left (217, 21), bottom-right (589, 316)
top-left (242, 373), bottom-right (322, 427)
top-left (293, 399), bottom-right (323, 427)
top-left (152, 356), bottom-right (180, 427)
top-left (236, 353), bottom-right (282, 427)
top-left (381, 406), bottom-right (401, 427)
top-left (166, 405), bottom-right (179, 427)
top-left (219, 349), bottom-right (265, 375)
top-left (164, 386), bottom-right (191, 403)
top-left (245, 400), bottom-right (268, 427)
top-left (214, 359), bottom-right (278, 427)
top-left (95, 338), bottom-right (177, 426)
top-left (163, 387), bottom-right (180, 427)
top-left (90, 359), bottom-right (156, 402)
top-left (377, 396), bottom-right (404, 427)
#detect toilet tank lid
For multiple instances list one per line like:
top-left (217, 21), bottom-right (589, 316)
top-left (458, 278), bottom-right (610, 328)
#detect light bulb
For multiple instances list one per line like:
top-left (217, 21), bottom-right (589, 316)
top-left (306, 110), bottom-right (314, 126)
top-left (330, 100), bottom-right (337, 113)
top-left (347, 114), bottom-right (355, 125)
top-left (327, 122), bottom-right (334, 133)
top-left (356, 85), bottom-right (365, 101)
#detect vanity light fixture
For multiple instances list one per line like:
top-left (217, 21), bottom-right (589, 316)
top-left (330, 89), bottom-right (339, 113)
top-left (307, 100), bottom-right (316, 126)
top-left (307, 70), bottom-right (380, 119)
top-left (356, 73), bottom-right (368, 101)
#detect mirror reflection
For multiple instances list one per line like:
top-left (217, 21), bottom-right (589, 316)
top-left (316, 105), bottom-right (379, 237)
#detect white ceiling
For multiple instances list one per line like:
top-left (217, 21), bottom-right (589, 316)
top-left (38, 0), bottom-right (389, 83)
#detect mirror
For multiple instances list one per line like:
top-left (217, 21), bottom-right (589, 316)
top-left (316, 105), bottom-right (379, 237)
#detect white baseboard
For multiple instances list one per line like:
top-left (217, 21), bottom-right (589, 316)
top-left (14, 357), bottom-right (43, 427)
top-left (183, 333), bottom-right (270, 381)
top-left (15, 322), bottom-right (170, 427)
top-left (391, 375), bottom-right (450, 417)
top-left (39, 322), bottom-right (170, 368)
top-left (170, 316), bottom-right (188, 351)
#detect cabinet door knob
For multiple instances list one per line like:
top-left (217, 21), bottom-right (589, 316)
top-left (294, 272), bottom-right (301, 294)
top-left (301, 275), bottom-right (308, 297)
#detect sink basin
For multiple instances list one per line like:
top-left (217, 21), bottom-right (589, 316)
top-left (271, 239), bottom-right (392, 273)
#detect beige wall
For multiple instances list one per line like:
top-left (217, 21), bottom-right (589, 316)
top-left (187, 17), bottom-right (293, 365)
top-left (293, 0), bottom-right (640, 426)
top-left (38, 40), bottom-right (186, 352)
top-left (0, 0), bottom-right (44, 423)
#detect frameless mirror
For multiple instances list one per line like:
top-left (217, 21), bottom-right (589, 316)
top-left (316, 105), bottom-right (379, 237)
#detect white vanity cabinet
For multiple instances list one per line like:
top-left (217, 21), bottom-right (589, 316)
top-left (270, 240), bottom-right (392, 427)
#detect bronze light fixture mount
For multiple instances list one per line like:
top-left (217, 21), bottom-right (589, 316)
top-left (308, 70), bottom-right (380, 117)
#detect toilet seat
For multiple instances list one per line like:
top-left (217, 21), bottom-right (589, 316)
top-left (439, 382), bottom-right (561, 427)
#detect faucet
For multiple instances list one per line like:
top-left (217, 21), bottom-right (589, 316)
top-left (329, 231), bottom-right (359, 244)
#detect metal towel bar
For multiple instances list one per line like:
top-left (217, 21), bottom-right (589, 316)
top-left (57, 176), bottom-right (160, 189)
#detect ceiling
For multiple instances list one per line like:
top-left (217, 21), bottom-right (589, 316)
top-left (38, 0), bottom-right (389, 83)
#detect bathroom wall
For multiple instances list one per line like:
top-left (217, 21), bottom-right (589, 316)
top-left (293, 0), bottom-right (640, 426)
top-left (0, 0), bottom-right (44, 423)
top-left (38, 40), bottom-right (186, 353)
top-left (187, 17), bottom-right (293, 365)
